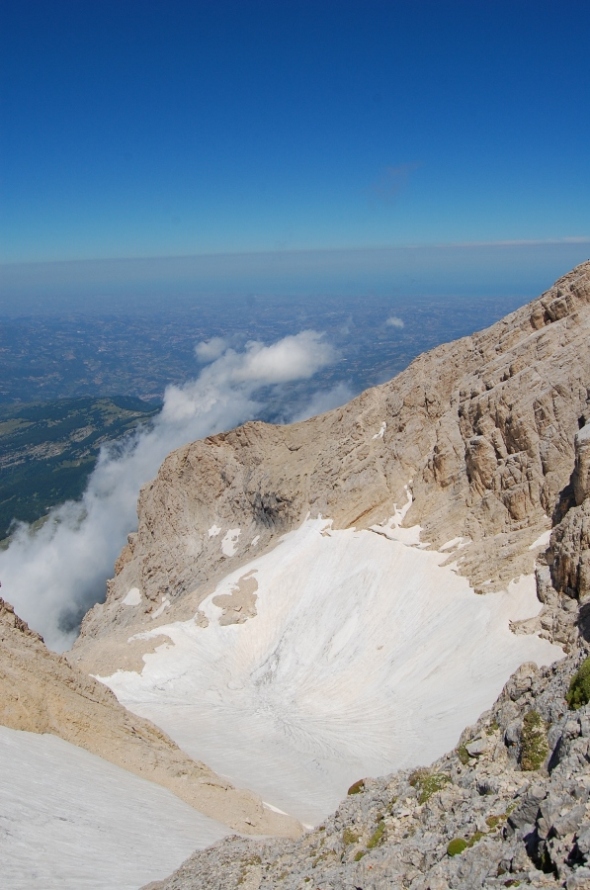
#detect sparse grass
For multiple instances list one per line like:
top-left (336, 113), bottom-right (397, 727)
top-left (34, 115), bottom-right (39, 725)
top-left (486, 813), bottom-right (507, 830)
top-left (486, 719), bottom-right (499, 735)
top-left (367, 822), bottom-right (386, 849)
top-left (237, 854), bottom-right (262, 885)
top-left (342, 827), bottom-right (360, 846)
top-left (408, 768), bottom-right (451, 803)
top-left (457, 744), bottom-right (471, 765)
top-left (347, 779), bottom-right (365, 795)
top-left (446, 830), bottom-right (485, 856)
top-left (354, 850), bottom-right (365, 861)
top-left (566, 657), bottom-right (590, 710)
top-left (520, 710), bottom-right (548, 771)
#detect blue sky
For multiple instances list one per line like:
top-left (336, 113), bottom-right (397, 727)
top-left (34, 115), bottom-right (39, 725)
top-left (1, 0), bottom-right (589, 297)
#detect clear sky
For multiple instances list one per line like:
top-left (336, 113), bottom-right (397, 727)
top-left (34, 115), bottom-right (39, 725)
top-left (1, 1), bottom-right (589, 297)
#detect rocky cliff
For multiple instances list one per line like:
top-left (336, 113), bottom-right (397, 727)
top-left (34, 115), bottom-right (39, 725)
top-left (72, 262), bottom-right (590, 677)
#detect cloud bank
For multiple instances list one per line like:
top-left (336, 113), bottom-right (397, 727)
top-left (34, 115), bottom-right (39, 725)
top-left (0, 332), bottom-right (337, 651)
top-left (386, 316), bottom-right (404, 329)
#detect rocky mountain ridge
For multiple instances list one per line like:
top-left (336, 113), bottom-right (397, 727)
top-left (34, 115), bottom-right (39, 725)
top-left (72, 263), bottom-right (590, 677)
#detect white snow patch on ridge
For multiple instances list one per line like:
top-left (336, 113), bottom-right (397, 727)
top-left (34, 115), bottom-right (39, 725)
top-left (529, 529), bottom-right (551, 550)
top-left (0, 725), bottom-right (228, 890)
top-left (222, 528), bottom-right (241, 556)
top-left (102, 515), bottom-right (563, 826)
top-left (122, 586), bottom-right (141, 606)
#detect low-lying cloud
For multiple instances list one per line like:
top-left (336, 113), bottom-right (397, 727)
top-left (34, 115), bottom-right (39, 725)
top-left (386, 315), bottom-right (404, 329)
top-left (0, 331), bottom-right (337, 651)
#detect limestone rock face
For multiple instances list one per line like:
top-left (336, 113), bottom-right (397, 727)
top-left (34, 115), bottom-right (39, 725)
top-left (73, 262), bottom-right (590, 669)
top-left (0, 598), bottom-right (300, 837)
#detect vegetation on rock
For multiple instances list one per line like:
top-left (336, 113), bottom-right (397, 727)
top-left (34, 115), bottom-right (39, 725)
top-left (566, 656), bottom-right (590, 710)
top-left (408, 767), bottom-right (450, 803)
top-left (520, 709), bottom-right (548, 771)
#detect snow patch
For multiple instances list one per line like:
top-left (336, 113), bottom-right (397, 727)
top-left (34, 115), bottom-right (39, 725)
top-left (372, 422), bottom-right (386, 440)
top-left (0, 726), bottom-right (228, 890)
top-left (122, 587), bottom-right (141, 606)
top-left (370, 486), bottom-right (422, 546)
top-left (251, 535), bottom-right (260, 547)
top-left (439, 537), bottom-right (470, 552)
top-left (208, 524), bottom-right (222, 537)
top-left (221, 528), bottom-right (241, 556)
top-left (151, 596), bottom-right (171, 620)
top-left (529, 529), bottom-right (551, 550)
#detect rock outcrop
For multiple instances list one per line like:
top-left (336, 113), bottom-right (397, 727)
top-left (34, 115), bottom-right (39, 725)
top-left (0, 598), bottom-right (300, 836)
top-left (72, 262), bottom-right (590, 675)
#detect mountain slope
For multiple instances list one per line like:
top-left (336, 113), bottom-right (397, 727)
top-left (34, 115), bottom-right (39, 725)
top-left (66, 263), bottom-right (590, 831)
top-left (0, 598), bottom-right (300, 837)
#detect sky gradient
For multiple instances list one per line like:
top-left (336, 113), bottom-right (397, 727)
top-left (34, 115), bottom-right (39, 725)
top-left (1, 1), bottom-right (589, 298)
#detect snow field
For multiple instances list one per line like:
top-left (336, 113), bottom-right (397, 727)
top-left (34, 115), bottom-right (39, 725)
top-left (102, 516), bottom-right (563, 826)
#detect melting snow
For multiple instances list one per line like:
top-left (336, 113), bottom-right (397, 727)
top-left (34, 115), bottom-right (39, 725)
top-left (102, 513), bottom-right (562, 826)
top-left (0, 725), bottom-right (228, 890)
top-left (151, 596), bottom-right (170, 620)
top-left (529, 529), bottom-right (552, 550)
top-left (122, 587), bottom-right (141, 606)
top-left (221, 528), bottom-right (241, 556)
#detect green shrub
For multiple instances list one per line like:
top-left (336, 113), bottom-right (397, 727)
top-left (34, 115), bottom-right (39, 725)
top-left (520, 710), bottom-right (548, 771)
top-left (347, 779), bottom-right (365, 795)
top-left (566, 657), bottom-right (590, 710)
top-left (447, 829), bottom-right (486, 857)
top-left (457, 744), bottom-right (470, 765)
top-left (447, 838), bottom-right (468, 856)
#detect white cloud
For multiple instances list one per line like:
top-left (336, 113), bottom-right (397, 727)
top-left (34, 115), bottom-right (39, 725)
top-left (194, 337), bottom-right (228, 362)
top-left (385, 316), bottom-right (404, 329)
top-left (290, 383), bottom-right (354, 422)
top-left (0, 331), bottom-right (336, 651)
